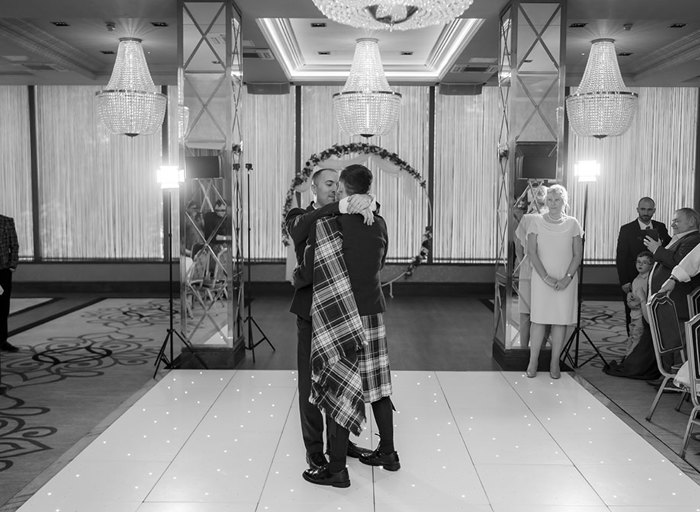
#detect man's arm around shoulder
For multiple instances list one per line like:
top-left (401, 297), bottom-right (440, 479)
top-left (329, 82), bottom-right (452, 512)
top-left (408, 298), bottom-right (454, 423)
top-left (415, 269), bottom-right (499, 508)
top-left (284, 202), bottom-right (340, 246)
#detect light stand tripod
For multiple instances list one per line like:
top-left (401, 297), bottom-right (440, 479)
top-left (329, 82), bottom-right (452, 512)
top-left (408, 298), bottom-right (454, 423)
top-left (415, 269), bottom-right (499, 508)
top-left (561, 180), bottom-right (608, 369)
top-left (242, 163), bottom-right (275, 362)
top-left (154, 185), bottom-right (207, 377)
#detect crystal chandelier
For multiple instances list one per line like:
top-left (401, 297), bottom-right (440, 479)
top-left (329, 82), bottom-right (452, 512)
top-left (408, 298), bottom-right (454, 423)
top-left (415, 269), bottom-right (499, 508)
top-left (96, 38), bottom-right (167, 137)
top-left (312, 0), bottom-right (473, 30)
top-left (566, 39), bottom-right (638, 139)
top-left (333, 38), bottom-right (402, 138)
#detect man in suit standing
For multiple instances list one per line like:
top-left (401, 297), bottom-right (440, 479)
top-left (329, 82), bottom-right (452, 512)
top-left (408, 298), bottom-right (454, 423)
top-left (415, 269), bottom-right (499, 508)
top-left (284, 168), bottom-right (373, 471)
top-left (0, 214), bottom-right (19, 352)
top-left (293, 165), bottom-right (397, 488)
top-left (616, 197), bottom-right (671, 332)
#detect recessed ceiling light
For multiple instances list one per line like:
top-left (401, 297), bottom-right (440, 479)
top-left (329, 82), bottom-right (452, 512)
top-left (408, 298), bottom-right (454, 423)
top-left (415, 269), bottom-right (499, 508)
top-left (318, 51), bottom-right (330, 55)
top-left (618, 52), bottom-right (633, 57)
top-left (100, 50), bottom-right (115, 55)
top-left (51, 21), bottom-right (70, 27)
top-left (569, 22), bottom-right (587, 28)
top-left (311, 22), bottom-right (326, 28)
top-left (151, 22), bottom-right (168, 27)
top-left (670, 23), bottom-right (686, 28)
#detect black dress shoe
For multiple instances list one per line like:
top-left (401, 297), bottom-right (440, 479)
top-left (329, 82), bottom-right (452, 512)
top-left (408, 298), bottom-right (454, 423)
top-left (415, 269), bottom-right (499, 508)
top-left (359, 448), bottom-right (401, 471)
top-left (0, 342), bottom-right (19, 353)
top-left (347, 441), bottom-right (372, 459)
top-left (302, 467), bottom-right (350, 488)
top-left (305, 452), bottom-right (328, 470)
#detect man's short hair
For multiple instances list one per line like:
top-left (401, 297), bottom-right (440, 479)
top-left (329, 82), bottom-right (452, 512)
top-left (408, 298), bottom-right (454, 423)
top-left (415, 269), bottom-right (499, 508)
top-left (340, 164), bottom-right (373, 195)
top-left (638, 197), bottom-right (656, 208)
top-left (311, 168), bottom-right (338, 186)
top-left (678, 207), bottom-right (700, 227)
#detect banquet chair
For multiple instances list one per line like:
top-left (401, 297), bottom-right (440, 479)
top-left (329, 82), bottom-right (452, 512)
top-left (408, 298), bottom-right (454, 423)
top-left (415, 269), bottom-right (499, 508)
top-left (646, 293), bottom-right (687, 422)
top-left (202, 247), bottom-right (230, 303)
top-left (687, 286), bottom-right (700, 318)
top-left (185, 249), bottom-right (210, 316)
top-left (681, 313), bottom-right (700, 458)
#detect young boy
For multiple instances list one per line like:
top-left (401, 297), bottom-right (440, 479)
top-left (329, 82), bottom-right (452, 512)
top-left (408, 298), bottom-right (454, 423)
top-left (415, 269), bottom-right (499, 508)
top-left (625, 250), bottom-right (654, 355)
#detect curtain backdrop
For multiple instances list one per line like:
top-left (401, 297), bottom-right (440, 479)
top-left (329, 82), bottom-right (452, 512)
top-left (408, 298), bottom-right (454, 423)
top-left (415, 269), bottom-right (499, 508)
top-left (433, 87), bottom-right (501, 262)
top-left (0, 85), bottom-right (696, 263)
top-left (0, 86), bottom-right (33, 259)
top-left (300, 85), bottom-right (431, 262)
top-left (36, 86), bottom-right (163, 259)
top-left (241, 88), bottom-right (296, 260)
top-left (567, 87), bottom-right (698, 263)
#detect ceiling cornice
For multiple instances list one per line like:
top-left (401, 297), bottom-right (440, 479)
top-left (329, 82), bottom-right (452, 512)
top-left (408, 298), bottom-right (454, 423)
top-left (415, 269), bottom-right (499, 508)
top-left (258, 16), bottom-right (485, 83)
top-left (632, 29), bottom-right (700, 81)
top-left (0, 19), bottom-right (102, 80)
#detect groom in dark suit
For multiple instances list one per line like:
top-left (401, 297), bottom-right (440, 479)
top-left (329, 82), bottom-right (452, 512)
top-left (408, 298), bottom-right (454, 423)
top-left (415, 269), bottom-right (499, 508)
top-left (616, 197), bottom-right (670, 332)
top-left (284, 168), bottom-right (373, 471)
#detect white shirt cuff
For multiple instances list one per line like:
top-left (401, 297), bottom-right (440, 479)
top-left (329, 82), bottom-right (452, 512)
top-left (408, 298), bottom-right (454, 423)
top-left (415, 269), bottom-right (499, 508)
top-left (673, 266), bottom-right (691, 282)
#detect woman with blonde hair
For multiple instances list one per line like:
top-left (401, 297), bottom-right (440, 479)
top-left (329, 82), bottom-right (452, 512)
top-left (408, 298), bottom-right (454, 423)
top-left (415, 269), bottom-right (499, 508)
top-left (525, 184), bottom-right (583, 378)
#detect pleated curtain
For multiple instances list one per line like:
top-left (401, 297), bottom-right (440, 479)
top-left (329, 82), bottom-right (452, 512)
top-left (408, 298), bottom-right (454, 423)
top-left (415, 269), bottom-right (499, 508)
top-left (0, 86), bottom-right (33, 259)
top-left (35, 86), bottom-right (163, 259)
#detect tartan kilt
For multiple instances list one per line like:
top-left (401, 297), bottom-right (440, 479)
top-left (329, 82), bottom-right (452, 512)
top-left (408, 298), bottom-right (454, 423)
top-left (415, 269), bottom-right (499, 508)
top-left (359, 313), bottom-right (392, 403)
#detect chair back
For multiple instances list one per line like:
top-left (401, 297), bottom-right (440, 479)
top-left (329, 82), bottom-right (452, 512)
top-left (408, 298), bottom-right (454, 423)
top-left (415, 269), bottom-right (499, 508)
top-left (685, 313), bottom-right (700, 406)
top-left (647, 293), bottom-right (685, 377)
top-left (212, 247), bottom-right (230, 283)
top-left (688, 287), bottom-right (700, 318)
top-left (187, 249), bottom-right (209, 286)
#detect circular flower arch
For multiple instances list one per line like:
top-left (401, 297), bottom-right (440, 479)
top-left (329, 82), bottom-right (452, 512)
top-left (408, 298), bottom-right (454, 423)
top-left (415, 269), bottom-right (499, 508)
top-left (282, 142), bottom-right (432, 282)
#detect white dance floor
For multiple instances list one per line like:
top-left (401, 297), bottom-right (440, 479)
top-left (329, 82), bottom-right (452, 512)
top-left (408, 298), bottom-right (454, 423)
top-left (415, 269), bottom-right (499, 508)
top-left (15, 370), bottom-right (700, 512)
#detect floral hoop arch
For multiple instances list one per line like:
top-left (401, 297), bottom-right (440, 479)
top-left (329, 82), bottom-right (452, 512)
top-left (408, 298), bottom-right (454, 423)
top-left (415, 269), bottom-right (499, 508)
top-left (282, 142), bottom-right (432, 282)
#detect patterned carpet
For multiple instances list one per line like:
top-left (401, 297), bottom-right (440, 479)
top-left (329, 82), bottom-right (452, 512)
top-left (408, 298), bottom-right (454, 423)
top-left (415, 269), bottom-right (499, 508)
top-left (0, 299), bottom-right (173, 506)
top-left (562, 300), bottom-right (629, 368)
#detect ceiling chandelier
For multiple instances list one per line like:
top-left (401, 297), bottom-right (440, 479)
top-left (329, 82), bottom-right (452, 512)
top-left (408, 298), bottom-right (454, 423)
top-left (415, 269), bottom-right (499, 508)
top-left (333, 38), bottom-right (402, 138)
top-left (96, 38), bottom-right (167, 137)
top-left (312, 0), bottom-right (473, 30)
top-left (566, 39), bottom-right (638, 139)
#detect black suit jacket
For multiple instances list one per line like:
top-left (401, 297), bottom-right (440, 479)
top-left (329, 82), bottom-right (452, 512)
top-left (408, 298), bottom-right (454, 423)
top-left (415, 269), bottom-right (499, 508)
top-left (0, 215), bottom-right (19, 270)
top-left (649, 230), bottom-right (700, 321)
top-left (293, 213), bottom-right (388, 318)
top-left (616, 219), bottom-right (670, 287)
top-left (285, 202), bottom-right (341, 319)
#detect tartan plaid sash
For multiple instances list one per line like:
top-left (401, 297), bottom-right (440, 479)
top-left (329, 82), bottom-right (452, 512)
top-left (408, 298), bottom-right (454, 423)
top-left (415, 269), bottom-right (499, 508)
top-left (309, 217), bottom-right (367, 436)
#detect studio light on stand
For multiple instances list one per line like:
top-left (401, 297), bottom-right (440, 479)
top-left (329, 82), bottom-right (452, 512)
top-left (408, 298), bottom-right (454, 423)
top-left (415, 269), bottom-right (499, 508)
top-left (561, 160), bottom-right (608, 369)
top-left (242, 162), bottom-right (275, 362)
top-left (154, 165), bottom-right (206, 376)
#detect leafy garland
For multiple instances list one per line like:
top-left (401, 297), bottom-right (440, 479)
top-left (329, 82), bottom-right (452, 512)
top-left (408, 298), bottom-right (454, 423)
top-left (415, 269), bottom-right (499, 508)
top-left (282, 142), bottom-right (432, 281)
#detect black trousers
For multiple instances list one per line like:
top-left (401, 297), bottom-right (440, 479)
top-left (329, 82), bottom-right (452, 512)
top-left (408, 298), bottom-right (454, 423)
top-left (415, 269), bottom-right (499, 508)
top-left (622, 292), bottom-right (631, 336)
top-left (0, 269), bottom-right (12, 344)
top-left (296, 316), bottom-right (325, 455)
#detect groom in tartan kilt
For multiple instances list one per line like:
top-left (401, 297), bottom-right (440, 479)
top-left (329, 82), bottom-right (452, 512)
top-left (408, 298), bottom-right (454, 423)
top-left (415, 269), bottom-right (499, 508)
top-left (293, 164), bottom-right (398, 488)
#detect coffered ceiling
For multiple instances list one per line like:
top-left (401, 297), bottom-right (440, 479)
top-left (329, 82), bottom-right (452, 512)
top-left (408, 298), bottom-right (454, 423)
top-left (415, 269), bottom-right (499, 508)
top-left (0, 0), bottom-right (698, 88)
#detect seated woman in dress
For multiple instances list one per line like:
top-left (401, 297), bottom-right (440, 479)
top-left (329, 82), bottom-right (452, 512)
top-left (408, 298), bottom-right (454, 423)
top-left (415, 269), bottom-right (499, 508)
top-left (526, 185), bottom-right (583, 379)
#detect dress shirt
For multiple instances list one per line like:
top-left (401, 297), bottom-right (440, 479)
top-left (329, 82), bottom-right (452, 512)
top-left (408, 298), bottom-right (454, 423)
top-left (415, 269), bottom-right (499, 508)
top-left (671, 242), bottom-right (700, 282)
